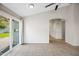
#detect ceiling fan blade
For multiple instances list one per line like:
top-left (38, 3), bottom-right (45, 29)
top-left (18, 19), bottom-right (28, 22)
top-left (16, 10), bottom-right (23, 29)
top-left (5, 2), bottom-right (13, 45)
top-left (45, 3), bottom-right (55, 8)
top-left (55, 5), bottom-right (58, 11)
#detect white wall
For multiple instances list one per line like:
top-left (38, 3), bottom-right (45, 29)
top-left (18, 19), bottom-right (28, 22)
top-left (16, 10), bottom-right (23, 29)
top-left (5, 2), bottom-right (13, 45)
top-left (24, 5), bottom-right (70, 43)
top-left (24, 4), bottom-right (79, 46)
top-left (72, 4), bottom-right (79, 46)
top-left (24, 12), bottom-right (49, 43)
top-left (24, 5), bottom-right (69, 43)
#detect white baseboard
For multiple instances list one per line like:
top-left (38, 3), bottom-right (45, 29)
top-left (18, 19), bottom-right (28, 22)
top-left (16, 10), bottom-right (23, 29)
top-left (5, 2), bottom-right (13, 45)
top-left (66, 41), bottom-right (79, 46)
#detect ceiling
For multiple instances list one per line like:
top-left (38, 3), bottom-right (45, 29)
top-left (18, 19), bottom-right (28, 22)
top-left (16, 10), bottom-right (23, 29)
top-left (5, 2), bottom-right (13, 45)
top-left (2, 3), bottom-right (70, 17)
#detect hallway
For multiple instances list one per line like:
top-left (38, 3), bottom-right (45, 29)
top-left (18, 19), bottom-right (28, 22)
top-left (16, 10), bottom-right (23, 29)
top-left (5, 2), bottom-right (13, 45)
top-left (7, 37), bottom-right (79, 56)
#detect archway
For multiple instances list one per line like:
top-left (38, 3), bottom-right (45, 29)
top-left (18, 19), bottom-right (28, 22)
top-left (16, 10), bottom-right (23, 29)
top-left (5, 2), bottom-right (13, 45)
top-left (49, 19), bottom-right (65, 43)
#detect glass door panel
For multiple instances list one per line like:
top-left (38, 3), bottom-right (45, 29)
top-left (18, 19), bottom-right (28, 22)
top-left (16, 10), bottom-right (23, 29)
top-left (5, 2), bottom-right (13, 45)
top-left (0, 16), bottom-right (10, 55)
top-left (0, 16), bottom-right (20, 55)
top-left (12, 20), bottom-right (19, 47)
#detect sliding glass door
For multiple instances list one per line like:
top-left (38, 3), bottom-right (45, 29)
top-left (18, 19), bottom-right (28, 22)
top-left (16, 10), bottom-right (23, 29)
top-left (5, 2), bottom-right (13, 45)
top-left (0, 15), bottom-right (21, 56)
top-left (0, 16), bottom-right (10, 55)
top-left (12, 20), bottom-right (19, 47)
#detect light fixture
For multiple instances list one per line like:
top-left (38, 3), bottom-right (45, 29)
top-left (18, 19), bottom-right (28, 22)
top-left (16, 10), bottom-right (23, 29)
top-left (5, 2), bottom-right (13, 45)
top-left (29, 4), bottom-right (34, 8)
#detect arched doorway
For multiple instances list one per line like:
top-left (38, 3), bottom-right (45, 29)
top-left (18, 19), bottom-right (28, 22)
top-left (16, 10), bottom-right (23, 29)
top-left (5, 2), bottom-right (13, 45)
top-left (49, 19), bottom-right (65, 43)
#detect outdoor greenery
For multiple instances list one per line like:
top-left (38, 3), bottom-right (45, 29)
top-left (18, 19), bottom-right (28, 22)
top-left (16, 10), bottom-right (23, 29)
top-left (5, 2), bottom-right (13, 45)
top-left (0, 32), bottom-right (9, 38)
top-left (0, 16), bottom-right (9, 38)
top-left (0, 16), bottom-right (9, 29)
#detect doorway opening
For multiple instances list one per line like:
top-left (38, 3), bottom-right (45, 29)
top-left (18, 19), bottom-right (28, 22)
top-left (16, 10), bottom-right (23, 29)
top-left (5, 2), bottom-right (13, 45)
top-left (49, 19), bottom-right (65, 43)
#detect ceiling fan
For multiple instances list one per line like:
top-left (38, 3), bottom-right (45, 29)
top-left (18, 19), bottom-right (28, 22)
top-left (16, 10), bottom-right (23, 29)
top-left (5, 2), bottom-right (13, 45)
top-left (45, 3), bottom-right (59, 11)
